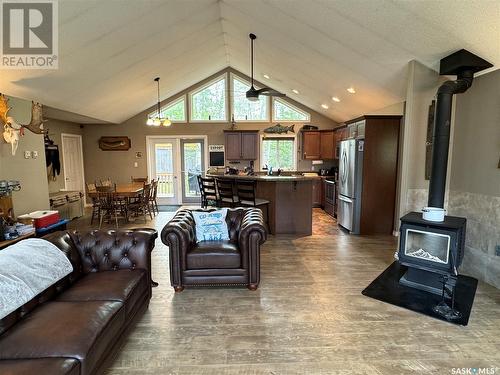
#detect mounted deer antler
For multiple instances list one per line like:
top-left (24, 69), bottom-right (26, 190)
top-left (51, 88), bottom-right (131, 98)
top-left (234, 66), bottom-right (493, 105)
top-left (0, 94), bottom-right (11, 126)
top-left (0, 93), bottom-right (46, 134)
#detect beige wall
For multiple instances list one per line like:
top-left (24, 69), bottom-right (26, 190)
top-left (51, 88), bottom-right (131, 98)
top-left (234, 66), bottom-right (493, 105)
top-left (45, 119), bottom-right (84, 193)
top-left (450, 69), bottom-right (500, 197)
top-left (82, 68), bottom-right (337, 185)
top-left (447, 69), bottom-right (500, 288)
top-left (0, 96), bottom-right (50, 215)
top-left (397, 61), bottom-right (446, 219)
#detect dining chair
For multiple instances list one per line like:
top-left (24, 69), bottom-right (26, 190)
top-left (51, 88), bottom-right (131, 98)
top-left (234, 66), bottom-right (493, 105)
top-left (148, 180), bottom-right (159, 215)
top-left (215, 178), bottom-right (239, 208)
top-left (95, 185), bottom-right (123, 228)
top-left (86, 183), bottom-right (99, 225)
top-left (235, 180), bottom-right (270, 228)
top-left (128, 183), bottom-right (153, 223)
top-left (99, 178), bottom-right (113, 187)
top-left (197, 175), bottom-right (217, 208)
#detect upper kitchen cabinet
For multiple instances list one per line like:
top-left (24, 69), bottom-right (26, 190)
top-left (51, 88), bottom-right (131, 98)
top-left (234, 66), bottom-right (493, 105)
top-left (320, 130), bottom-right (335, 160)
top-left (302, 131), bottom-right (321, 160)
top-left (224, 130), bottom-right (259, 160)
top-left (302, 130), bottom-right (336, 160)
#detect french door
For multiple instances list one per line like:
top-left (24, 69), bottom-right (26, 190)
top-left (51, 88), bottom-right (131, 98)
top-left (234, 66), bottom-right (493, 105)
top-left (147, 137), bottom-right (206, 205)
top-left (181, 139), bottom-right (205, 204)
top-left (147, 138), bottom-right (178, 205)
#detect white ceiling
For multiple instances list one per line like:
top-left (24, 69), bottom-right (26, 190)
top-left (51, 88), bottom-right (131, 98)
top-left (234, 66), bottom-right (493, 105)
top-left (1, 0), bottom-right (498, 124)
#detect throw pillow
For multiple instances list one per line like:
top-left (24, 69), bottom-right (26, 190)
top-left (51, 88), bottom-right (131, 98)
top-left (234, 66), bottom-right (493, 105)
top-left (192, 209), bottom-right (230, 242)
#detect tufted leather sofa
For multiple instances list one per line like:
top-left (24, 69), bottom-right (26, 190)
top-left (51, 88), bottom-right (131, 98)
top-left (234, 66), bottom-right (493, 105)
top-left (161, 208), bottom-right (267, 291)
top-left (0, 228), bottom-right (157, 375)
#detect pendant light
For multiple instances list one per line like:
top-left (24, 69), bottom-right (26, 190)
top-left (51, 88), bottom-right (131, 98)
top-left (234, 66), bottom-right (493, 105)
top-left (146, 77), bottom-right (172, 127)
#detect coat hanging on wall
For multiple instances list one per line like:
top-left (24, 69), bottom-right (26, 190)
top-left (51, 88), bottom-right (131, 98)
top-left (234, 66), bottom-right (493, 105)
top-left (44, 132), bottom-right (60, 180)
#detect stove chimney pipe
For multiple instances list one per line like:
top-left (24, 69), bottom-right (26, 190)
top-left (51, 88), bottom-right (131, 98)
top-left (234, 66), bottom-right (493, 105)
top-left (427, 50), bottom-right (492, 208)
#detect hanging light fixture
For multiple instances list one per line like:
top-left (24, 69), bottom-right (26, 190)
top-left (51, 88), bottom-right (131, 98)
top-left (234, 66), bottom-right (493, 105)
top-left (146, 77), bottom-right (172, 127)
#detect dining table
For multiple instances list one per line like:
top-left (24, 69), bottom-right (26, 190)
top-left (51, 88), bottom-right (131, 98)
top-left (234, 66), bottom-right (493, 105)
top-left (87, 183), bottom-right (144, 199)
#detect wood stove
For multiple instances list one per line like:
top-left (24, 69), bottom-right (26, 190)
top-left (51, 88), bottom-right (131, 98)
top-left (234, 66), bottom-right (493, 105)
top-left (398, 212), bottom-right (466, 295)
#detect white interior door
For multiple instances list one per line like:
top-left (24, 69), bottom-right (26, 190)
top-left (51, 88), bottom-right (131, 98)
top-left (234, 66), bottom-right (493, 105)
top-left (61, 134), bottom-right (85, 193)
top-left (147, 138), bottom-right (179, 205)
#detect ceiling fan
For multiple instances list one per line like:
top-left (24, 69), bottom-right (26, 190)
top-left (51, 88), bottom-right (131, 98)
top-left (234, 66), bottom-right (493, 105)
top-left (246, 33), bottom-right (286, 101)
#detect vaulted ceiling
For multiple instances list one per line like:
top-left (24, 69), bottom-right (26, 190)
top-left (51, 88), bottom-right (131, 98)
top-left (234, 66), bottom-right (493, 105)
top-left (1, 0), bottom-right (498, 124)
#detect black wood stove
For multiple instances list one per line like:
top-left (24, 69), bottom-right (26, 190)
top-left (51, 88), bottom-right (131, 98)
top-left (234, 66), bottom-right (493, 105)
top-left (397, 49), bottom-right (492, 320)
top-left (398, 212), bottom-right (466, 293)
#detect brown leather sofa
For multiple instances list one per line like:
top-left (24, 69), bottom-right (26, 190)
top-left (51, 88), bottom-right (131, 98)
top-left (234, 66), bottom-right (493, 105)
top-left (0, 228), bottom-right (157, 375)
top-left (161, 208), bottom-right (267, 291)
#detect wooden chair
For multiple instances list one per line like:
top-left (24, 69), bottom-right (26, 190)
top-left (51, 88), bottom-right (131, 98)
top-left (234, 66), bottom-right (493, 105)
top-left (197, 176), bottom-right (217, 208)
top-left (86, 183), bottom-right (99, 225)
top-left (148, 180), bottom-right (159, 215)
top-left (215, 178), bottom-right (239, 208)
top-left (99, 178), bottom-right (113, 187)
top-left (131, 176), bottom-right (148, 183)
top-left (95, 185), bottom-right (124, 228)
top-left (235, 180), bottom-right (270, 228)
top-left (128, 183), bottom-right (153, 223)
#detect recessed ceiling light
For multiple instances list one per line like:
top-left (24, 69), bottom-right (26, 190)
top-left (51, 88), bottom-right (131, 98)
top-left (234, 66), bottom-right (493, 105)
top-left (292, 89), bottom-right (299, 94)
top-left (332, 96), bottom-right (340, 102)
top-left (347, 87), bottom-right (356, 94)
top-left (263, 74), bottom-right (270, 79)
top-left (321, 104), bottom-right (329, 109)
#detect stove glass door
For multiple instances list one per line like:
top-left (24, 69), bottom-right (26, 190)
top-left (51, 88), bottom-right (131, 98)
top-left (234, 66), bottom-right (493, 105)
top-left (404, 229), bottom-right (450, 265)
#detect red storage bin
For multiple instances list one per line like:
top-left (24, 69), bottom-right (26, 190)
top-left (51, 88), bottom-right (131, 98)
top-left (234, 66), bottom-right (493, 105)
top-left (22, 210), bottom-right (60, 229)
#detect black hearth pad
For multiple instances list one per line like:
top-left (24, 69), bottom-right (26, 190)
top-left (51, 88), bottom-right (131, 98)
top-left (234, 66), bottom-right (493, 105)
top-left (362, 262), bottom-right (478, 326)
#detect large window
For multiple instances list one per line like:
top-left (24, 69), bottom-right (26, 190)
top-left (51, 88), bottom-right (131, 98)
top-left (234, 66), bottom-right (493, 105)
top-left (261, 137), bottom-right (296, 171)
top-left (190, 75), bottom-right (227, 121)
top-left (273, 97), bottom-right (310, 122)
top-left (231, 75), bottom-right (269, 121)
top-left (149, 96), bottom-right (186, 122)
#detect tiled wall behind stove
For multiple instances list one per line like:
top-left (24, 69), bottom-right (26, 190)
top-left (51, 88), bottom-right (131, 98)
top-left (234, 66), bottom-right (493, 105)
top-left (448, 190), bottom-right (500, 289)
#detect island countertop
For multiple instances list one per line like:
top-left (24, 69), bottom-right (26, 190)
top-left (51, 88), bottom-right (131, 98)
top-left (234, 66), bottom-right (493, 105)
top-left (207, 173), bottom-right (314, 235)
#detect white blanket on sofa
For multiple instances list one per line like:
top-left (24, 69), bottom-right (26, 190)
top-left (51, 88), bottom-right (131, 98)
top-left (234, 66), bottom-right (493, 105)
top-left (0, 238), bottom-right (73, 319)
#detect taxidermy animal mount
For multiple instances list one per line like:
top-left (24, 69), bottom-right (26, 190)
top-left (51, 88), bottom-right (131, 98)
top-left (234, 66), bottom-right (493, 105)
top-left (0, 94), bottom-right (47, 155)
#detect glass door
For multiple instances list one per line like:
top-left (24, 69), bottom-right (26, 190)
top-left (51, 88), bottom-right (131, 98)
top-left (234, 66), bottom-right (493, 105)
top-left (148, 138), bottom-right (178, 205)
top-left (181, 139), bottom-right (205, 204)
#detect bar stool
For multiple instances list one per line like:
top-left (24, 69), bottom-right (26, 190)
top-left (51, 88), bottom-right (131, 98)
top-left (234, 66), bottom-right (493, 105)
top-left (215, 178), bottom-right (239, 208)
top-left (197, 176), bottom-right (218, 208)
top-left (235, 180), bottom-right (270, 229)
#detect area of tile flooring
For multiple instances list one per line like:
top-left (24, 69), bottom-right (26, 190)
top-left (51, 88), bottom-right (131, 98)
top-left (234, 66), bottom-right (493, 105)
top-left (68, 209), bottom-right (500, 374)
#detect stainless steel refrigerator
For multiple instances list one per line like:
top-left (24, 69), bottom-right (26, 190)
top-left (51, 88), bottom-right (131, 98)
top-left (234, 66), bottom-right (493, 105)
top-left (338, 139), bottom-right (364, 234)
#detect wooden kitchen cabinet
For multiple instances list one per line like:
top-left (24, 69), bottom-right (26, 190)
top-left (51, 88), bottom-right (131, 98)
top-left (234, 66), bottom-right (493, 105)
top-left (224, 131), bottom-right (258, 161)
top-left (320, 130), bottom-right (335, 160)
top-left (333, 126), bottom-right (348, 159)
top-left (302, 131), bottom-right (321, 159)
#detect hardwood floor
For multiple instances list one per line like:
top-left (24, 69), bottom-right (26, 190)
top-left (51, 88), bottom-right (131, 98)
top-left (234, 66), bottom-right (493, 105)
top-left (69, 209), bottom-right (500, 374)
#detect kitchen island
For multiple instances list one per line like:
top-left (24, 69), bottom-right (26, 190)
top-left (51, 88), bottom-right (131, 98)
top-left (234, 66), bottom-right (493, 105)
top-left (208, 174), bottom-right (315, 235)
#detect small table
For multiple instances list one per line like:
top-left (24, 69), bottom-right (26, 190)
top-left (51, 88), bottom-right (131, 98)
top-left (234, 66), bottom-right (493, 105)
top-left (0, 231), bottom-right (36, 249)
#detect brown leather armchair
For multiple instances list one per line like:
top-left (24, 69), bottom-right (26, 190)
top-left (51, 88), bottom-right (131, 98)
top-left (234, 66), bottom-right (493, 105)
top-left (161, 208), bottom-right (267, 291)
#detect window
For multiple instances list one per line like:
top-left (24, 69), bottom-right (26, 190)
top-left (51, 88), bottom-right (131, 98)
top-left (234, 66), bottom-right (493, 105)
top-left (231, 75), bottom-right (269, 121)
top-left (190, 75), bottom-right (227, 121)
top-left (272, 97), bottom-right (310, 122)
top-left (148, 96), bottom-right (186, 122)
top-left (261, 137), bottom-right (296, 171)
